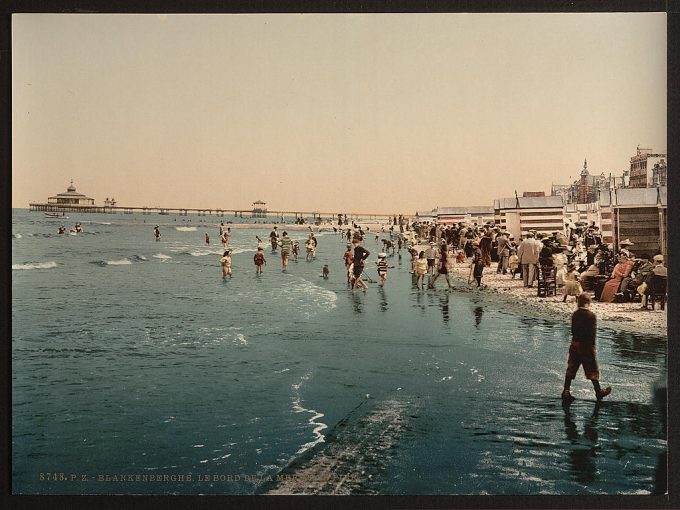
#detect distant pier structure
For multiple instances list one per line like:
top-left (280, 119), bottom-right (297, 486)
top-left (30, 188), bottom-right (399, 221)
top-left (251, 200), bottom-right (268, 218)
top-left (30, 180), bottom-right (112, 213)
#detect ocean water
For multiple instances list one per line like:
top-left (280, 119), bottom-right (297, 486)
top-left (11, 209), bottom-right (666, 495)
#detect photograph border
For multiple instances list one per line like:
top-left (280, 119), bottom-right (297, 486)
top-left (1, 0), bottom-right (677, 509)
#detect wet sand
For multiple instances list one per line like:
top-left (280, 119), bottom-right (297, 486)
top-left (446, 260), bottom-right (667, 337)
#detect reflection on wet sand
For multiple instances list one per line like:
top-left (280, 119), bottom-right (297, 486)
top-left (563, 400), bottom-right (600, 484)
top-left (474, 306), bottom-right (484, 328)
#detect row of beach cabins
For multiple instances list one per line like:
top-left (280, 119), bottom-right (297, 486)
top-left (416, 186), bottom-right (667, 261)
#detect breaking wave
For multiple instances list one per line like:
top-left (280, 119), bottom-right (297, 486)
top-left (12, 261), bottom-right (58, 270)
top-left (153, 253), bottom-right (172, 260)
top-left (291, 374), bottom-right (328, 455)
top-left (175, 227), bottom-right (198, 232)
top-left (104, 259), bottom-right (133, 266)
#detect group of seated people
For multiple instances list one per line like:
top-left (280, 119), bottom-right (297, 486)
top-left (536, 229), bottom-right (667, 308)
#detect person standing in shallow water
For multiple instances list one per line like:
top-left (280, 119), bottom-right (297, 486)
top-left (429, 242), bottom-right (453, 290)
top-left (561, 293), bottom-right (612, 402)
top-left (279, 231), bottom-right (292, 271)
top-left (351, 237), bottom-right (370, 291)
top-left (343, 244), bottom-right (354, 284)
top-left (270, 226), bottom-right (279, 252)
top-left (220, 249), bottom-right (232, 279)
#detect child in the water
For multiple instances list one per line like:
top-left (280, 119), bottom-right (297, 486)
top-left (376, 252), bottom-right (394, 286)
top-left (254, 247), bottom-right (266, 274)
top-left (322, 264), bottom-right (329, 279)
top-left (415, 251), bottom-right (428, 289)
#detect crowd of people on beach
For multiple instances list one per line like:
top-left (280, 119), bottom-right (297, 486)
top-left (142, 216), bottom-right (668, 314)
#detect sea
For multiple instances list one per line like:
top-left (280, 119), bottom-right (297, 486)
top-left (11, 208), bottom-right (667, 495)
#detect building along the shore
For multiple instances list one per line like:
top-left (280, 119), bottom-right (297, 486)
top-left (415, 210), bottom-right (436, 222)
top-left (564, 202), bottom-right (600, 228)
top-left (599, 186), bottom-right (667, 259)
top-left (435, 206), bottom-right (495, 226)
top-left (493, 195), bottom-right (565, 240)
top-left (629, 146), bottom-right (667, 188)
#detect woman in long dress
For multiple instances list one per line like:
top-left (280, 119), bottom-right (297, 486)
top-left (599, 254), bottom-right (635, 303)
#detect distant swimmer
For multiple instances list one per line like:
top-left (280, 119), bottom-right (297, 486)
top-left (256, 235), bottom-right (264, 250)
top-left (154, 225), bottom-right (161, 241)
top-left (205, 233), bottom-right (210, 245)
top-left (220, 249), bottom-right (232, 279)
top-left (292, 240), bottom-right (300, 262)
top-left (322, 264), bottom-right (330, 279)
top-left (279, 231), bottom-right (292, 271)
top-left (254, 246), bottom-right (266, 275)
top-left (58, 225), bottom-right (66, 235)
top-left (219, 222), bottom-right (225, 236)
top-left (224, 227), bottom-right (231, 247)
top-left (74, 223), bottom-right (82, 233)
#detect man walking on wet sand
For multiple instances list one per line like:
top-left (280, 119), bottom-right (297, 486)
top-left (561, 294), bottom-right (612, 402)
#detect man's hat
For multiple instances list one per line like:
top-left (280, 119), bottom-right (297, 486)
top-left (653, 254), bottom-right (664, 262)
top-left (378, 252), bottom-right (387, 258)
top-left (620, 239), bottom-right (634, 246)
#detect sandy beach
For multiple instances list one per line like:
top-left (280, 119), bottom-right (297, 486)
top-left (446, 259), bottom-right (667, 337)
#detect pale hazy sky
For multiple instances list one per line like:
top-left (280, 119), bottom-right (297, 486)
top-left (12, 13), bottom-right (666, 213)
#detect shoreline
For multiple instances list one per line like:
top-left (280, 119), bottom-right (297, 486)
top-left (445, 260), bottom-right (667, 338)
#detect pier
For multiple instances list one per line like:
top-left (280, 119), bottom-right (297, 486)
top-left (28, 202), bottom-right (405, 221)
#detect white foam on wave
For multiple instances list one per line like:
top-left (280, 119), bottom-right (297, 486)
top-left (175, 227), bottom-right (198, 232)
top-left (279, 278), bottom-right (338, 319)
top-left (291, 374), bottom-right (328, 455)
top-left (12, 261), bottom-right (57, 270)
top-left (188, 248), bottom-right (224, 257)
top-left (106, 259), bottom-right (133, 265)
top-left (13, 234), bottom-right (22, 239)
top-left (153, 253), bottom-right (172, 260)
top-left (230, 247), bottom-right (256, 254)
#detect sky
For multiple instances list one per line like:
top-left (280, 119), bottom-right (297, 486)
top-left (12, 13), bottom-right (666, 214)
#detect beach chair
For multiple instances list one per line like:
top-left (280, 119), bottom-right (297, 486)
top-left (537, 265), bottom-right (557, 297)
top-left (648, 275), bottom-right (667, 311)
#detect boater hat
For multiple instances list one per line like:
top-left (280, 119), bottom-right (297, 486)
top-left (653, 254), bottom-right (664, 262)
top-left (378, 252), bottom-right (387, 258)
top-left (620, 239), bottom-right (634, 246)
